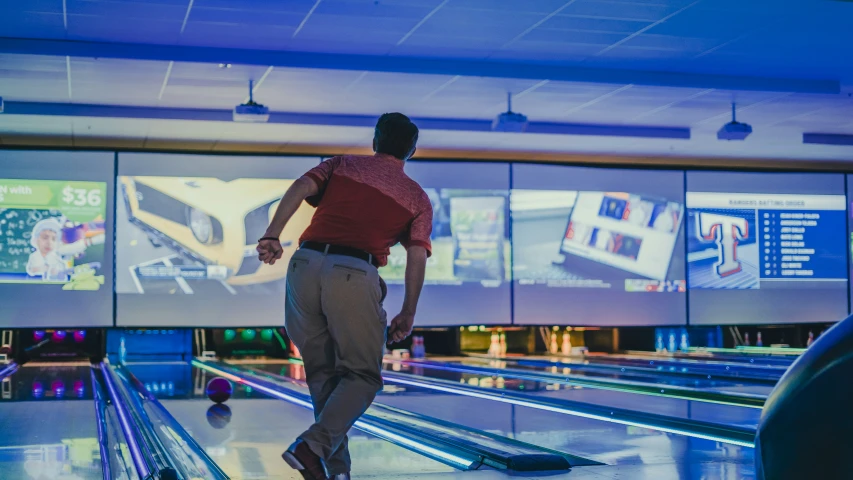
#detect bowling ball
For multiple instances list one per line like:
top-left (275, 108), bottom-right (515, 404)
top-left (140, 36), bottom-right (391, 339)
top-left (206, 404), bottom-right (232, 429)
top-left (205, 377), bottom-right (233, 404)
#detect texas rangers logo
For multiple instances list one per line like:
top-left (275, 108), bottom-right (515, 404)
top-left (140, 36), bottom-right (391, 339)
top-left (696, 212), bottom-right (749, 278)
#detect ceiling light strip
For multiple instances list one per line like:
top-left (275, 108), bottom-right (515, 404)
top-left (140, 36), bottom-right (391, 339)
top-left (803, 133), bottom-right (853, 146)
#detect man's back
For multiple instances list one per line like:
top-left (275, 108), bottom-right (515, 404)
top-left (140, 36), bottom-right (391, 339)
top-left (300, 153), bottom-right (433, 266)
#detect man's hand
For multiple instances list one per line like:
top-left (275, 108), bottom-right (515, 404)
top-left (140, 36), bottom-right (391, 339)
top-left (257, 238), bottom-right (283, 265)
top-left (387, 311), bottom-right (415, 344)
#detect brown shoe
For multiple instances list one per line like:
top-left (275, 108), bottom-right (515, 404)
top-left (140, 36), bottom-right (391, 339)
top-left (282, 439), bottom-right (327, 480)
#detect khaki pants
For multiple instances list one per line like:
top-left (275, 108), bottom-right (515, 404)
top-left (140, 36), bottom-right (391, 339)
top-left (284, 248), bottom-right (387, 475)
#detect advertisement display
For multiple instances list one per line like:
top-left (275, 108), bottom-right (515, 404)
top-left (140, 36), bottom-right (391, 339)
top-left (116, 153), bottom-right (320, 327)
top-left (512, 164), bottom-right (687, 326)
top-left (6, 148), bottom-right (852, 330)
top-left (379, 162), bottom-right (511, 326)
top-left (0, 179), bottom-right (107, 289)
top-left (0, 151), bottom-right (115, 327)
top-left (687, 171), bottom-right (848, 325)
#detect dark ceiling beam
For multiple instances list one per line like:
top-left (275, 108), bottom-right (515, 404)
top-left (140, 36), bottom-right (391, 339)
top-left (0, 37), bottom-right (840, 94)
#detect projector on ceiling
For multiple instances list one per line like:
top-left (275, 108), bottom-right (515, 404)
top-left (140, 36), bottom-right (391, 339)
top-left (717, 121), bottom-right (752, 141)
top-left (717, 102), bottom-right (752, 141)
top-left (491, 92), bottom-right (529, 133)
top-left (233, 102), bottom-right (269, 123)
top-left (233, 79), bottom-right (269, 123)
top-left (492, 111), bottom-right (529, 133)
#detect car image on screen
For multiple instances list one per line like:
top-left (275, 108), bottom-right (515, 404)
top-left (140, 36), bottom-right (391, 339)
top-left (119, 176), bottom-right (313, 294)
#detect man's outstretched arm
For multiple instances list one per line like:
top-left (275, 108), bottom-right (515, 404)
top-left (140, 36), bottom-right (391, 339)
top-left (388, 245), bottom-right (427, 343)
top-left (257, 177), bottom-right (318, 265)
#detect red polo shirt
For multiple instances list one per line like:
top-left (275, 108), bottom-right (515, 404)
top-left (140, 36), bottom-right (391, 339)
top-left (299, 153), bottom-right (433, 267)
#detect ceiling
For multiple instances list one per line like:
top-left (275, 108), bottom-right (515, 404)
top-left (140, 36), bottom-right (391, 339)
top-left (1, 0), bottom-right (852, 162)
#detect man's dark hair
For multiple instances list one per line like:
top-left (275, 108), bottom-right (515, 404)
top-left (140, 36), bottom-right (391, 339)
top-left (374, 113), bottom-right (419, 160)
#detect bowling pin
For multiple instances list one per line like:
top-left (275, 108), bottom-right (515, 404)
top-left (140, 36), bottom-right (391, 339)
top-left (561, 331), bottom-right (572, 356)
top-left (119, 336), bottom-right (127, 364)
top-left (806, 331), bottom-right (814, 347)
top-left (418, 336), bottom-right (426, 358)
top-left (655, 329), bottom-right (665, 352)
top-left (667, 330), bottom-right (677, 353)
top-left (756, 332), bottom-right (763, 347)
top-left (499, 332), bottom-right (507, 356)
top-left (744, 332), bottom-right (750, 346)
top-left (679, 329), bottom-right (689, 352)
top-left (549, 331), bottom-right (558, 354)
top-left (488, 333), bottom-right (499, 357)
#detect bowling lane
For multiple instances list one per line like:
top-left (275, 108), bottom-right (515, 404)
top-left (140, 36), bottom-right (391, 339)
top-left (446, 356), bottom-right (773, 396)
top-left (620, 350), bottom-right (798, 367)
top-left (0, 364), bottom-right (103, 479)
top-left (130, 362), bottom-right (456, 480)
top-left (382, 362), bottom-right (761, 429)
top-left (578, 353), bottom-right (788, 377)
top-left (377, 381), bottom-right (756, 477)
top-left (238, 361), bottom-right (757, 478)
top-left (453, 356), bottom-right (775, 396)
top-left (505, 355), bottom-right (785, 385)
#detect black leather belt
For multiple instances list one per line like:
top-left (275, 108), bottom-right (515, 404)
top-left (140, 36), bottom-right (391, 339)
top-left (300, 241), bottom-right (380, 268)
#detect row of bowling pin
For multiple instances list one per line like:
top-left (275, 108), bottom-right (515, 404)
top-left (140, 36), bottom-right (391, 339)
top-left (549, 331), bottom-right (572, 356)
top-left (805, 330), bottom-right (825, 347)
top-left (655, 329), bottom-right (690, 353)
top-left (742, 332), bottom-right (764, 347)
top-left (487, 332), bottom-right (507, 357)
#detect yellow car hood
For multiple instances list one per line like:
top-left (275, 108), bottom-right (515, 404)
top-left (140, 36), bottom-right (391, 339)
top-left (131, 177), bottom-right (293, 211)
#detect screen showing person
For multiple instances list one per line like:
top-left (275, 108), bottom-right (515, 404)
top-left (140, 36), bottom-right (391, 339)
top-left (115, 153), bottom-right (321, 327)
top-left (687, 171), bottom-right (847, 325)
top-left (378, 162), bottom-right (511, 326)
top-left (512, 164), bottom-right (686, 327)
top-left (0, 151), bottom-right (115, 327)
top-left (0, 180), bottom-right (107, 288)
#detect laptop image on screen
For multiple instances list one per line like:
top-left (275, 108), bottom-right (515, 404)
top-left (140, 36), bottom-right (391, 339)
top-left (544, 191), bottom-right (684, 287)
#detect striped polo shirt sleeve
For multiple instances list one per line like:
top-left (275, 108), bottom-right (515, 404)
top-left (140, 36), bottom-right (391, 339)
top-left (401, 199), bottom-right (433, 253)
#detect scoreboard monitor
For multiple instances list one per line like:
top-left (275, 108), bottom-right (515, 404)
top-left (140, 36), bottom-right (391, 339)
top-left (687, 171), bottom-right (848, 325)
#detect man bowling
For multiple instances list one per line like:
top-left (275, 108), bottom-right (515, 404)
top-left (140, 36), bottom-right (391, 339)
top-left (257, 113), bottom-right (432, 480)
